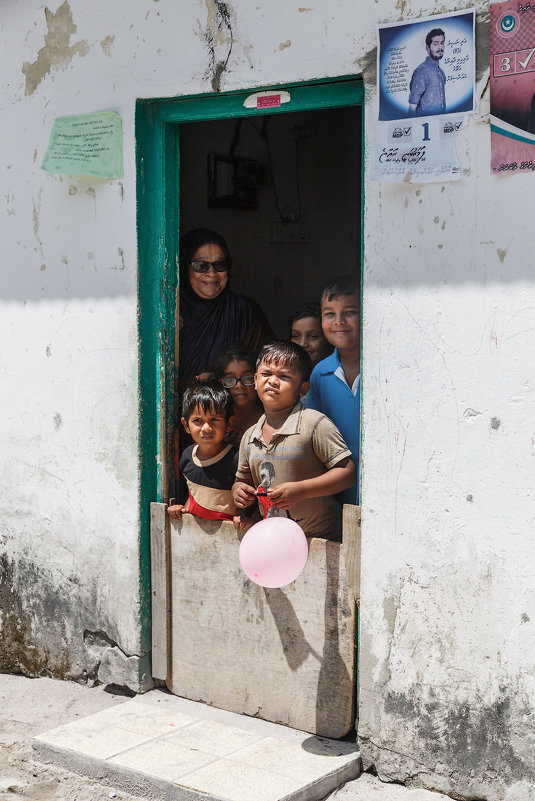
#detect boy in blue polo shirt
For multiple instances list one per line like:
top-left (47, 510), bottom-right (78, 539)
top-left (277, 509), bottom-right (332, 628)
top-left (307, 276), bottom-right (360, 505)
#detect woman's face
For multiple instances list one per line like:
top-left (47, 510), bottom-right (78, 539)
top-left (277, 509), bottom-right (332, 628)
top-left (290, 316), bottom-right (331, 366)
top-left (188, 243), bottom-right (229, 300)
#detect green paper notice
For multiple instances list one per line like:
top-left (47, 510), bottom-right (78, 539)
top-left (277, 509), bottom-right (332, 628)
top-left (41, 112), bottom-right (123, 178)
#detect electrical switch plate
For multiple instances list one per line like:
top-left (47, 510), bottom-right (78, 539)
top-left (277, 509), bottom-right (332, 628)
top-left (270, 222), bottom-right (308, 243)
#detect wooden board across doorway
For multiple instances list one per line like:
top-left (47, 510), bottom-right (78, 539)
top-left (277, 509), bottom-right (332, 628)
top-left (150, 504), bottom-right (361, 739)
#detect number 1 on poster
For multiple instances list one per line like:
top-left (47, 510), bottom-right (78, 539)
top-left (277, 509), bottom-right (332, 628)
top-left (422, 122), bottom-right (430, 141)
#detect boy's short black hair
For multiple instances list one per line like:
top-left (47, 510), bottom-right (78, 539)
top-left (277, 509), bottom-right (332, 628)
top-left (182, 379), bottom-right (234, 422)
top-left (287, 302), bottom-right (321, 333)
top-left (256, 341), bottom-right (313, 382)
top-left (321, 275), bottom-right (359, 305)
top-left (213, 343), bottom-right (257, 380)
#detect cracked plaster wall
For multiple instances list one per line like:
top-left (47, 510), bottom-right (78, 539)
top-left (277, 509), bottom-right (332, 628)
top-left (1, 0), bottom-right (534, 797)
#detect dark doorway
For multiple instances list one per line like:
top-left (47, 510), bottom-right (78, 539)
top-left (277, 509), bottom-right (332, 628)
top-left (179, 105), bottom-right (361, 338)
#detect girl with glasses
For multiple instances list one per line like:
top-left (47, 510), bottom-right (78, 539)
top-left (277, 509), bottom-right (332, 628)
top-left (213, 344), bottom-right (262, 448)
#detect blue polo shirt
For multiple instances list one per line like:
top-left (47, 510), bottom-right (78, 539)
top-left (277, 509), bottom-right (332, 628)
top-left (307, 349), bottom-right (360, 505)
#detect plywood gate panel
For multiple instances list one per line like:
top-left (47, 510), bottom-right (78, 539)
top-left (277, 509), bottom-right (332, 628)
top-left (160, 510), bottom-right (360, 738)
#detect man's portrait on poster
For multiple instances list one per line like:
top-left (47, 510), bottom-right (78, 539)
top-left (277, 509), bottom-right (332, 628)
top-left (408, 29), bottom-right (446, 116)
top-left (378, 12), bottom-right (474, 122)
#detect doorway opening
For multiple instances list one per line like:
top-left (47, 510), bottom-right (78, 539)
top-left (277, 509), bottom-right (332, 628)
top-left (136, 79), bottom-right (364, 694)
top-left (173, 102), bottom-right (362, 499)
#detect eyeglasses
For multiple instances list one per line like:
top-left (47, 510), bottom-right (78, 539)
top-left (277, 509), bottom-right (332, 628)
top-left (190, 260), bottom-right (229, 274)
top-left (221, 375), bottom-right (255, 389)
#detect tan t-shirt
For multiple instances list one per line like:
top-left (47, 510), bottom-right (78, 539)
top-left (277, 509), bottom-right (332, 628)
top-left (236, 403), bottom-right (352, 539)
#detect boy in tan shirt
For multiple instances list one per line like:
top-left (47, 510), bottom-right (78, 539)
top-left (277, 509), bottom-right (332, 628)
top-left (232, 342), bottom-right (355, 541)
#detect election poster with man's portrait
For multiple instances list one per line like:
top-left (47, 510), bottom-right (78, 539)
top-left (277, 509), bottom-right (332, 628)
top-left (372, 10), bottom-right (475, 183)
top-left (490, 0), bottom-right (535, 174)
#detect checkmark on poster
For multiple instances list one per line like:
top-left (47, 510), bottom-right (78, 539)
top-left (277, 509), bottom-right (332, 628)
top-left (518, 46), bottom-right (535, 69)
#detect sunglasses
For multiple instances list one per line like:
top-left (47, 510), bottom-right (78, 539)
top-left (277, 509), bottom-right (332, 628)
top-left (190, 260), bottom-right (229, 274)
top-left (221, 375), bottom-right (255, 389)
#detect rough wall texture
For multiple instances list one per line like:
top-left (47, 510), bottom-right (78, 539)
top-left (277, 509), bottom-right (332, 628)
top-left (1, 0), bottom-right (534, 798)
top-left (359, 14), bottom-right (535, 797)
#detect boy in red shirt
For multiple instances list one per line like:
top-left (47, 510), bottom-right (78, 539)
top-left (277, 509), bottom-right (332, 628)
top-left (168, 380), bottom-right (238, 522)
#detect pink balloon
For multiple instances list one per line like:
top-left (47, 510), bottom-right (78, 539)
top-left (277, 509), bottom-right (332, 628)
top-left (239, 517), bottom-right (309, 588)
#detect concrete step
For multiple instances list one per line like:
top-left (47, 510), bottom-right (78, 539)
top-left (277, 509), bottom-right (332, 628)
top-left (32, 689), bottom-right (360, 801)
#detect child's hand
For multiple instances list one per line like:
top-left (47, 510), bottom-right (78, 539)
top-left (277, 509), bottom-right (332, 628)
top-left (232, 481), bottom-right (257, 509)
top-left (268, 482), bottom-right (304, 511)
top-left (233, 514), bottom-right (255, 533)
top-left (167, 504), bottom-right (188, 520)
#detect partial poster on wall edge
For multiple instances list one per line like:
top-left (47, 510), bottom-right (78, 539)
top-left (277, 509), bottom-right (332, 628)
top-left (490, 0), bottom-right (535, 175)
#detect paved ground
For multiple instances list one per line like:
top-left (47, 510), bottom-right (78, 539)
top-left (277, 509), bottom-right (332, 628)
top-left (33, 690), bottom-right (359, 801)
top-left (0, 674), bottom-right (449, 801)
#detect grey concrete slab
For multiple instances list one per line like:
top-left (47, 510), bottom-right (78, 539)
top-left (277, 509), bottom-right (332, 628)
top-left (33, 690), bottom-right (360, 801)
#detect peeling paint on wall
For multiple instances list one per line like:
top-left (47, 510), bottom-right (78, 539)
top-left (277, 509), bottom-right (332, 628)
top-left (476, 15), bottom-right (490, 83)
top-left (100, 35), bottom-right (115, 56)
top-left (356, 46), bottom-right (377, 87)
top-left (32, 194), bottom-right (41, 246)
top-left (199, 0), bottom-right (233, 92)
top-left (22, 1), bottom-right (89, 96)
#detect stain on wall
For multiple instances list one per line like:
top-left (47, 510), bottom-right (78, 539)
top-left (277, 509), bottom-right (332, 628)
top-left (361, 689), bottom-right (534, 801)
top-left (359, 561), bottom-right (535, 801)
top-left (0, 553), bottom-right (151, 692)
top-left (22, 1), bottom-right (89, 96)
top-left (0, 554), bottom-right (70, 678)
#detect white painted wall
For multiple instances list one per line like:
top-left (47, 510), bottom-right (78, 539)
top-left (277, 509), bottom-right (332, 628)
top-left (359, 46), bottom-right (535, 799)
top-left (1, 1), bottom-right (534, 799)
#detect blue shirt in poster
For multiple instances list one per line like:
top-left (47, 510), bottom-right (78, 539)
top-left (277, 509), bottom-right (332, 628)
top-left (409, 56), bottom-right (446, 116)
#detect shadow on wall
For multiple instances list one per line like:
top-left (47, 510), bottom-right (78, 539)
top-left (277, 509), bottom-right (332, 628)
top-left (264, 544), bottom-right (353, 736)
top-left (264, 588), bottom-right (322, 671)
top-left (315, 545), bottom-right (353, 736)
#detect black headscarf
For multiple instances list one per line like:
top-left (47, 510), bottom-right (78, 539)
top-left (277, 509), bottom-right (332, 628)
top-left (179, 229), bottom-right (270, 380)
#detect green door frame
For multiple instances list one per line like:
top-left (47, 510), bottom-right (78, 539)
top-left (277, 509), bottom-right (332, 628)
top-left (135, 75), bottom-right (364, 660)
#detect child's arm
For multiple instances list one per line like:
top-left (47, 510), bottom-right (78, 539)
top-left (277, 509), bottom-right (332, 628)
top-left (233, 440), bottom-right (257, 509)
top-left (267, 457), bottom-right (355, 511)
top-left (233, 506), bottom-right (262, 533)
top-left (167, 497), bottom-right (190, 520)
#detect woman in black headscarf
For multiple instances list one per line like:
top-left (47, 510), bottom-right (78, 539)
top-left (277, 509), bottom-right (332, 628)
top-left (179, 228), bottom-right (275, 380)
